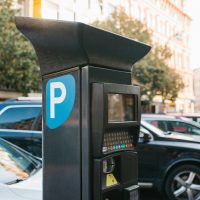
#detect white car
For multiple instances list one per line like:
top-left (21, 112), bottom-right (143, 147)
top-left (0, 138), bottom-right (42, 200)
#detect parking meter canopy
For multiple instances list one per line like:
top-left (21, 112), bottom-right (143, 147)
top-left (16, 17), bottom-right (151, 76)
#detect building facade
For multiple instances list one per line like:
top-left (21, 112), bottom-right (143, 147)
top-left (194, 68), bottom-right (200, 112)
top-left (122, 0), bottom-right (194, 113)
top-left (20, 0), bottom-right (194, 113)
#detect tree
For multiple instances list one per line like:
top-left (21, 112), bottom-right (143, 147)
top-left (0, 0), bottom-right (41, 95)
top-left (92, 7), bottom-right (184, 106)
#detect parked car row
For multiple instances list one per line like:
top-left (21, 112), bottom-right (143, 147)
top-left (0, 98), bottom-right (200, 200)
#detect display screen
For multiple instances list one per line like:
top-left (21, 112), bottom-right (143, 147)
top-left (108, 94), bottom-right (136, 122)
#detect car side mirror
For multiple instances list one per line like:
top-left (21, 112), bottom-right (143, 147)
top-left (139, 131), bottom-right (152, 143)
top-left (165, 131), bottom-right (172, 135)
top-left (143, 132), bottom-right (152, 142)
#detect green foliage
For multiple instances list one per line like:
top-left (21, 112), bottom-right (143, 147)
top-left (92, 7), bottom-right (184, 103)
top-left (0, 0), bottom-right (40, 95)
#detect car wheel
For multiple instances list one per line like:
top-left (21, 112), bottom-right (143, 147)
top-left (165, 164), bottom-right (200, 200)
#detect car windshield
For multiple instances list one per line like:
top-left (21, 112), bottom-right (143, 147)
top-left (0, 139), bottom-right (40, 184)
top-left (141, 120), bottom-right (164, 136)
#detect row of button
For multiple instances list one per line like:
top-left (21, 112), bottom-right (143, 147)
top-left (104, 132), bottom-right (133, 143)
top-left (104, 140), bottom-right (132, 147)
top-left (104, 136), bottom-right (133, 142)
top-left (104, 132), bottom-right (133, 139)
top-left (102, 143), bottom-right (133, 153)
top-left (105, 132), bottom-right (129, 137)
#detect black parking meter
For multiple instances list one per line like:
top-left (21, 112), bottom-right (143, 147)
top-left (16, 17), bottom-right (151, 200)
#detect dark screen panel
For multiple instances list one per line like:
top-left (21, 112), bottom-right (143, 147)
top-left (108, 94), bottom-right (135, 122)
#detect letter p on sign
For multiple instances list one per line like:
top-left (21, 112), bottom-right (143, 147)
top-left (46, 74), bottom-right (76, 129)
top-left (50, 82), bottom-right (66, 119)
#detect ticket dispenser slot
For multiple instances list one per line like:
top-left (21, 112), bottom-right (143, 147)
top-left (92, 83), bottom-right (140, 200)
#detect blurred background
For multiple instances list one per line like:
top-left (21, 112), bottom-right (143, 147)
top-left (0, 0), bottom-right (200, 114)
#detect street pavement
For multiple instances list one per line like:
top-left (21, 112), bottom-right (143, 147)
top-left (140, 189), bottom-right (167, 200)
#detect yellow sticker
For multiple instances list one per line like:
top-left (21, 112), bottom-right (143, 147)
top-left (106, 173), bottom-right (118, 187)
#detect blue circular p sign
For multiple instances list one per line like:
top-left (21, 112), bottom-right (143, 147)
top-left (46, 74), bottom-right (76, 129)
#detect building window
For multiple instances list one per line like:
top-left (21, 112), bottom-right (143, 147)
top-left (42, 1), bottom-right (59, 19)
top-left (59, 8), bottom-right (74, 21)
top-left (105, 2), bottom-right (115, 15)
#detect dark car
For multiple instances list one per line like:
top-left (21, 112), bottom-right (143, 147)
top-left (142, 114), bottom-right (200, 138)
top-left (138, 120), bottom-right (200, 200)
top-left (0, 97), bottom-right (42, 157)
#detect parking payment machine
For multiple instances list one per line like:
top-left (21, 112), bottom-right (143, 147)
top-left (16, 17), bottom-right (151, 200)
top-left (92, 83), bottom-right (141, 200)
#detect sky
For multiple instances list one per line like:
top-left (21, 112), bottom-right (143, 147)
top-left (185, 0), bottom-right (200, 69)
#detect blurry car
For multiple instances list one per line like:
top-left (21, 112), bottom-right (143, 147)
top-left (142, 114), bottom-right (200, 138)
top-left (167, 113), bottom-right (200, 124)
top-left (0, 97), bottom-right (42, 157)
top-left (0, 138), bottom-right (42, 200)
top-left (138, 120), bottom-right (200, 200)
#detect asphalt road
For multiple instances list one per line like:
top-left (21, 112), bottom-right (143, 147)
top-left (140, 189), bottom-right (167, 200)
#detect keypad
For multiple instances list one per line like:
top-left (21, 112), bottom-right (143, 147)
top-left (102, 131), bottom-right (134, 153)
